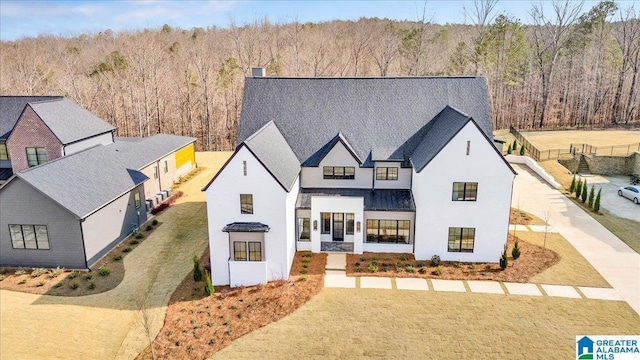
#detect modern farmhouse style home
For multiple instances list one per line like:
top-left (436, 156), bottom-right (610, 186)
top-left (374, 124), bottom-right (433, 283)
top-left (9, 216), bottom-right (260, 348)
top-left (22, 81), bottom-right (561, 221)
top-left (204, 71), bottom-right (516, 287)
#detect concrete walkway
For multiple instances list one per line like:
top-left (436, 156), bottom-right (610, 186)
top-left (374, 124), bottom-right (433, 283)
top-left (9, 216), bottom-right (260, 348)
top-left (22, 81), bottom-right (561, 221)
top-left (511, 164), bottom-right (640, 315)
top-left (323, 253), bottom-right (622, 301)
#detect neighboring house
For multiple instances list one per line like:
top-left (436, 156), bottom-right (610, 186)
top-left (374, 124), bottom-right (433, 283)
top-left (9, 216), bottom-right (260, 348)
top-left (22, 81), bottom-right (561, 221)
top-left (0, 134), bottom-right (196, 269)
top-left (204, 72), bottom-right (516, 287)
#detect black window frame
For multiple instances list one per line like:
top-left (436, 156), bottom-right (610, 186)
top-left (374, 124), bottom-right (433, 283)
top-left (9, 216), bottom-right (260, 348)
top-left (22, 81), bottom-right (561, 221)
top-left (0, 142), bottom-right (8, 160)
top-left (153, 165), bottom-right (158, 179)
top-left (240, 194), bottom-right (253, 214)
top-left (298, 217), bottom-right (310, 241)
top-left (26, 147), bottom-right (47, 167)
top-left (448, 227), bottom-right (475, 253)
top-left (323, 166), bottom-right (355, 180)
top-left (321, 212), bottom-right (331, 234)
top-left (452, 182), bottom-right (478, 201)
top-left (134, 192), bottom-right (141, 208)
top-left (345, 213), bottom-right (354, 235)
top-left (376, 167), bottom-right (398, 180)
top-left (9, 224), bottom-right (50, 250)
top-left (365, 219), bottom-right (410, 244)
top-left (163, 160), bottom-right (168, 173)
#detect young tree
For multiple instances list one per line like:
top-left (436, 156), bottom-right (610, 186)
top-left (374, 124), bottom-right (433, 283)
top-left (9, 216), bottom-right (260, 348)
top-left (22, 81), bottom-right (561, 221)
top-left (594, 188), bottom-right (602, 212)
top-left (588, 185), bottom-right (595, 207)
top-left (581, 179), bottom-right (588, 203)
top-left (507, 143), bottom-right (512, 154)
top-left (520, 144), bottom-right (525, 155)
top-left (570, 175), bottom-right (576, 193)
top-left (575, 178), bottom-right (583, 199)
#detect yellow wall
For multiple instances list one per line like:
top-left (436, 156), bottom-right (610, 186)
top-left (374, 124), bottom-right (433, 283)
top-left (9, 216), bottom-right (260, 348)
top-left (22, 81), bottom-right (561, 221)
top-left (175, 143), bottom-right (195, 168)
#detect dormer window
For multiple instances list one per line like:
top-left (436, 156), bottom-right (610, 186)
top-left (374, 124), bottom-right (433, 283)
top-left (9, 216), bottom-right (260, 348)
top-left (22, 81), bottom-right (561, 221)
top-left (376, 167), bottom-right (398, 180)
top-left (323, 166), bottom-right (355, 180)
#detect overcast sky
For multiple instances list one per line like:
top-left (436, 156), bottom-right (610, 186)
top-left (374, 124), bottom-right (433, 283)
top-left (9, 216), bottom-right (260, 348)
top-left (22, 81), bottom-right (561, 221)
top-left (0, 0), bottom-right (630, 41)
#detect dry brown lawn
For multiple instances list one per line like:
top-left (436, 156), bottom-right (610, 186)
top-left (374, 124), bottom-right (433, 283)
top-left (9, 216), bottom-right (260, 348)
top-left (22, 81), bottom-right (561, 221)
top-left (510, 207), bottom-right (546, 225)
top-left (213, 288), bottom-right (640, 359)
top-left (520, 130), bottom-right (640, 150)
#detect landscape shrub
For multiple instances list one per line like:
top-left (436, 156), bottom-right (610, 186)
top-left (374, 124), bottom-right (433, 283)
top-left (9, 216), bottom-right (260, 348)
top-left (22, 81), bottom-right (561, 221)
top-left (434, 266), bottom-right (443, 276)
top-left (193, 255), bottom-right (203, 282)
top-left (113, 254), bottom-right (123, 261)
top-left (399, 254), bottom-right (408, 261)
top-left (30, 268), bottom-right (47, 278)
top-left (152, 219), bottom-right (159, 226)
top-left (302, 257), bottom-right (311, 263)
top-left (145, 225), bottom-right (153, 231)
top-left (368, 263), bottom-right (379, 272)
top-left (88, 282), bottom-right (96, 290)
top-left (575, 179), bottom-right (583, 199)
top-left (122, 247), bottom-right (132, 253)
top-left (512, 240), bottom-right (521, 260)
top-left (98, 266), bottom-right (111, 276)
top-left (84, 274), bottom-right (93, 280)
top-left (18, 278), bottom-right (27, 285)
top-left (507, 144), bottom-right (512, 154)
top-left (581, 180), bottom-right (588, 203)
top-left (134, 232), bottom-right (145, 239)
top-left (300, 268), bottom-right (308, 274)
top-left (0, 274), bottom-right (6, 282)
top-left (430, 255), bottom-right (441, 266)
top-left (15, 269), bottom-right (27, 275)
top-left (55, 281), bottom-right (64, 288)
top-left (303, 251), bottom-right (312, 258)
top-left (594, 189), bottom-right (601, 212)
top-left (588, 185), bottom-right (595, 208)
top-left (37, 280), bottom-right (46, 287)
top-left (204, 270), bottom-right (214, 295)
top-left (569, 175), bottom-right (576, 193)
top-left (48, 267), bottom-right (64, 278)
top-left (130, 239), bottom-right (139, 245)
top-left (454, 262), bottom-right (462, 268)
top-left (513, 140), bottom-right (517, 150)
top-left (68, 271), bottom-right (78, 279)
top-left (500, 245), bottom-right (508, 270)
top-left (299, 274), bottom-right (308, 281)
top-left (419, 266), bottom-right (429, 274)
top-left (0, 267), bottom-right (7, 275)
top-left (406, 265), bottom-right (416, 273)
top-left (70, 282), bottom-right (79, 290)
top-left (355, 265), bottom-right (363, 272)
top-left (519, 144), bottom-right (525, 156)
top-left (151, 203), bottom-right (169, 215)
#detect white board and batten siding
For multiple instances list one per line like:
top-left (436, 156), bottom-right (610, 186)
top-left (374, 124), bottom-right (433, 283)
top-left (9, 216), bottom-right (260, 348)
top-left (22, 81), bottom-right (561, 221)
top-left (64, 132), bottom-right (113, 155)
top-left (373, 162), bottom-right (412, 189)
top-left (412, 122), bottom-right (515, 262)
top-left (205, 146), bottom-right (298, 286)
top-left (301, 141), bottom-right (372, 189)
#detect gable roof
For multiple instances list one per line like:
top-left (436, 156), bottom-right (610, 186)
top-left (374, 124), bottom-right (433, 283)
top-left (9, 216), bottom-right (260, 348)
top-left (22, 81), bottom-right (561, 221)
top-left (304, 132), bottom-right (363, 167)
top-left (2, 134), bottom-right (195, 219)
top-left (238, 77), bottom-right (492, 165)
top-left (243, 121), bottom-right (300, 191)
top-left (27, 98), bottom-right (115, 144)
top-left (0, 96), bottom-right (62, 139)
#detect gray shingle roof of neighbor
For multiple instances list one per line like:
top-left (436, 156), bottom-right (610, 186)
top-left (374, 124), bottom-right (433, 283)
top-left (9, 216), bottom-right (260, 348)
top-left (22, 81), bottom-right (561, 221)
top-left (238, 77), bottom-right (492, 167)
top-left (28, 98), bottom-right (116, 144)
top-left (223, 222), bottom-right (270, 232)
top-left (243, 121), bottom-right (300, 191)
top-left (0, 96), bottom-right (62, 139)
top-left (296, 188), bottom-right (416, 212)
top-left (9, 134), bottom-right (196, 218)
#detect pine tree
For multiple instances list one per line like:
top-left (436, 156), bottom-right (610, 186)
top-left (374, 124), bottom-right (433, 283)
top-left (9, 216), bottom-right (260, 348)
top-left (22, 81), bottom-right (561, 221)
top-left (569, 175), bottom-right (576, 193)
top-left (500, 244), bottom-right (508, 270)
top-left (513, 139), bottom-right (517, 149)
top-left (594, 188), bottom-right (601, 212)
top-left (575, 179), bottom-right (583, 199)
top-left (581, 179), bottom-right (588, 203)
top-left (507, 143), bottom-right (512, 154)
top-left (588, 185), bottom-right (595, 208)
top-left (512, 240), bottom-right (521, 260)
top-left (193, 255), bottom-right (202, 282)
top-left (520, 144), bottom-right (525, 155)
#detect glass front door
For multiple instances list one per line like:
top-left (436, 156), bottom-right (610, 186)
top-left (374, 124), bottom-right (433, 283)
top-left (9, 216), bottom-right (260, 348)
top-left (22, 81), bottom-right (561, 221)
top-left (332, 213), bottom-right (344, 241)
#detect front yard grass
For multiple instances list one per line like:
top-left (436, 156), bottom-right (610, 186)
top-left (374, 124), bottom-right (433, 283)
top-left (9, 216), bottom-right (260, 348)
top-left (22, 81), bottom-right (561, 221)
top-left (137, 251), bottom-right (327, 360)
top-left (214, 288), bottom-right (640, 359)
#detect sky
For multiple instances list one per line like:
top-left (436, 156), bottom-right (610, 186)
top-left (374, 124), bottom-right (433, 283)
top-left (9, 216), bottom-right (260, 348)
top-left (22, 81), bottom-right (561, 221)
top-left (0, 0), bottom-right (633, 41)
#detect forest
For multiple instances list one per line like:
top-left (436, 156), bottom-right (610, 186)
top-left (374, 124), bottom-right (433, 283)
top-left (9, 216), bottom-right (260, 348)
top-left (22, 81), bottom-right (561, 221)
top-left (0, 0), bottom-right (638, 151)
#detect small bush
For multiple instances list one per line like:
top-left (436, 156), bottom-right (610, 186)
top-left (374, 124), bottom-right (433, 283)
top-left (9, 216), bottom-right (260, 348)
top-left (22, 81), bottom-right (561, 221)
top-left (303, 251), bottom-right (312, 258)
top-left (454, 262), bottom-right (462, 268)
top-left (371, 256), bottom-right (379, 261)
top-left (134, 232), bottom-right (145, 239)
top-left (406, 265), bottom-right (416, 273)
top-left (588, 185), bottom-right (595, 208)
top-left (30, 268), bottom-right (47, 278)
top-left (354, 261), bottom-right (360, 266)
top-left (581, 180), bottom-right (588, 203)
top-left (434, 266), bottom-right (443, 276)
top-left (512, 240), bottom-right (521, 260)
top-left (399, 254), bottom-right (408, 261)
top-left (507, 143), bottom-right (512, 154)
top-left (302, 257), bottom-right (310, 263)
top-left (130, 239), bottom-right (140, 245)
top-left (204, 270), bottom-right (214, 295)
top-left (15, 269), bottom-right (27, 276)
top-left (0, 267), bottom-right (7, 275)
top-left (193, 256), bottom-right (203, 282)
top-left (368, 263), bottom-right (379, 272)
top-left (48, 267), bottom-right (64, 278)
top-left (300, 268), bottom-right (308, 274)
top-left (68, 271), bottom-right (78, 279)
top-left (55, 281), bottom-right (64, 288)
top-left (113, 254), bottom-right (123, 261)
top-left (299, 274), bottom-right (308, 281)
top-left (70, 282), bottom-right (79, 290)
top-left (152, 219), bottom-right (159, 226)
top-left (430, 255), bottom-right (441, 266)
top-left (360, 256), bottom-right (367, 262)
top-left (18, 278), bottom-right (27, 285)
top-left (145, 225), bottom-right (153, 231)
top-left (302, 264), bottom-right (308, 269)
top-left (0, 274), bottom-right (5, 282)
top-left (470, 263), bottom-right (476, 270)
top-left (122, 247), bottom-right (132, 253)
top-left (500, 245), bottom-right (508, 270)
top-left (519, 144), bottom-right (525, 156)
top-left (594, 189), bottom-right (601, 212)
top-left (84, 274), bottom-right (93, 280)
top-left (88, 282), bottom-right (96, 290)
top-left (37, 280), bottom-right (46, 287)
top-left (513, 139), bottom-right (517, 150)
top-left (575, 179), bottom-right (583, 199)
top-left (355, 265), bottom-right (363, 272)
top-left (419, 266), bottom-right (428, 274)
top-left (569, 175), bottom-right (576, 193)
top-left (98, 266), bottom-right (111, 276)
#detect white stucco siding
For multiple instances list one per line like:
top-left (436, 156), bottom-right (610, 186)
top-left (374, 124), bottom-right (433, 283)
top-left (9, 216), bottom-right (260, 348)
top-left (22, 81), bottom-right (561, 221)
top-left (205, 146), bottom-right (292, 286)
top-left (373, 163), bottom-right (412, 189)
top-left (363, 210), bottom-right (415, 253)
top-left (301, 141), bottom-right (372, 188)
top-left (284, 177), bottom-right (300, 278)
top-left (64, 132), bottom-right (113, 155)
top-left (413, 122), bottom-right (514, 262)
top-left (310, 196), bottom-right (364, 254)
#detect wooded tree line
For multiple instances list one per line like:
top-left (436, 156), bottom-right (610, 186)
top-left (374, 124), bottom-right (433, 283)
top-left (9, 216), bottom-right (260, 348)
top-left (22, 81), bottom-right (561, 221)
top-left (0, 0), bottom-right (638, 151)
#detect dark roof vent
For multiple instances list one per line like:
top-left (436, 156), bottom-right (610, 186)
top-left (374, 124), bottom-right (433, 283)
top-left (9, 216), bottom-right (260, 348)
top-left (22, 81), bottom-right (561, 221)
top-left (251, 67), bottom-right (266, 77)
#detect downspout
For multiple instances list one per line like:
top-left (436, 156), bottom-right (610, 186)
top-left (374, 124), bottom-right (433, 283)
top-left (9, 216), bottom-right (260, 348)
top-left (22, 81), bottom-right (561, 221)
top-left (79, 218), bottom-right (89, 270)
top-left (157, 160), bottom-right (162, 192)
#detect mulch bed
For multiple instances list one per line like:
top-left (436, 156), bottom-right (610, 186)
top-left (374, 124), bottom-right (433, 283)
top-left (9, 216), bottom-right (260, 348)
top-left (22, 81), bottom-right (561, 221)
top-left (510, 207), bottom-right (546, 225)
top-left (0, 221), bottom-right (162, 296)
top-left (136, 250), bottom-right (327, 360)
top-left (346, 234), bottom-right (561, 283)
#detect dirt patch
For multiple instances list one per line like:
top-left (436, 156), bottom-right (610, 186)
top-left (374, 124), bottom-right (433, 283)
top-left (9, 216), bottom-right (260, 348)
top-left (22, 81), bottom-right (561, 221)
top-left (0, 221), bottom-right (162, 296)
top-left (509, 207), bottom-right (546, 225)
top-left (346, 234), bottom-right (560, 283)
top-left (136, 250), bottom-right (327, 360)
top-left (520, 130), bottom-right (640, 150)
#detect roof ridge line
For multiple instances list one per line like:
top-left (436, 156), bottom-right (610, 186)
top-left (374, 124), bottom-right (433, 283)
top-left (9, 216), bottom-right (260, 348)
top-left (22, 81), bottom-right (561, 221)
top-left (244, 120), bottom-right (275, 143)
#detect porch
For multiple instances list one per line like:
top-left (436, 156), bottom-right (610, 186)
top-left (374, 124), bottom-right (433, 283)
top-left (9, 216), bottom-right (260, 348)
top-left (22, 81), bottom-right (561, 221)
top-left (321, 241), bottom-right (354, 252)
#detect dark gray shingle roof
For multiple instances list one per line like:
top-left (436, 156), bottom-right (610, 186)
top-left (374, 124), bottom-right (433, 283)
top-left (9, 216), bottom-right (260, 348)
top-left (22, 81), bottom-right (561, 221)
top-left (304, 132), bottom-right (363, 167)
top-left (238, 77), bottom-right (491, 166)
top-left (0, 96), bottom-right (62, 139)
top-left (9, 134), bottom-right (195, 218)
top-left (244, 121), bottom-right (300, 191)
top-left (222, 222), bottom-right (270, 232)
top-left (29, 98), bottom-right (115, 144)
top-left (0, 168), bottom-right (13, 181)
top-left (296, 188), bottom-right (415, 212)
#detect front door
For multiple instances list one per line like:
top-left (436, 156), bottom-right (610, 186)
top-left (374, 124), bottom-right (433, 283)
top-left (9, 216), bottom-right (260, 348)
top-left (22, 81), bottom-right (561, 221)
top-left (332, 213), bottom-right (344, 241)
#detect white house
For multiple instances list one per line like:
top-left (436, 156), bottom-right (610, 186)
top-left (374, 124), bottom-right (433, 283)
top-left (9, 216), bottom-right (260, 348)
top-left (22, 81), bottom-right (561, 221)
top-left (203, 73), bottom-right (516, 287)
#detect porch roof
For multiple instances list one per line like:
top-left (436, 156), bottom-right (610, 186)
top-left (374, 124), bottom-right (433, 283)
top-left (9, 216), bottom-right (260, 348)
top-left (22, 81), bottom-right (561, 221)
top-left (223, 222), bottom-right (270, 233)
top-left (296, 188), bottom-right (415, 212)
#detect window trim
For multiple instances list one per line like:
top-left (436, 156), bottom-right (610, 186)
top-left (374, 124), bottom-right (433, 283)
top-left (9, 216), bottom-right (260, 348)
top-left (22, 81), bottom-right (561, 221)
top-left (376, 167), bottom-right (398, 180)
top-left (240, 194), bottom-right (253, 214)
top-left (452, 182), bottom-right (478, 201)
top-left (26, 147), bottom-right (47, 167)
top-left (447, 227), bottom-right (475, 253)
top-left (323, 166), bottom-right (355, 180)
top-left (365, 219), bottom-right (410, 244)
top-left (9, 224), bottom-right (50, 250)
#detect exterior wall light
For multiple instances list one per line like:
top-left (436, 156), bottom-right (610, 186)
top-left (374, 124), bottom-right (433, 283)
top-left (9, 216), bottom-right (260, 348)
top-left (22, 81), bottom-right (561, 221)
top-left (356, 221), bottom-right (361, 233)
top-left (313, 220), bottom-right (318, 231)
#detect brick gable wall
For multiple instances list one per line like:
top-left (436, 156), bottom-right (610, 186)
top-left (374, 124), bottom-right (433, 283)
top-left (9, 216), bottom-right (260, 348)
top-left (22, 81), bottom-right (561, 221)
top-left (6, 106), bottom-right (63, 174)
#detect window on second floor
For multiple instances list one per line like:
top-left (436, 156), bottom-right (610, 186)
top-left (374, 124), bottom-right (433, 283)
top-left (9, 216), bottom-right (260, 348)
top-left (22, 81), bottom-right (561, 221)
top-left (26, 147), bottom-right (46, 167)
top-left (134, 192), bottom-right (141, 208)
top-left (452, 182), bottom-right (478, 201)
top-left (376, 167), bottom-right (398, 180)
top-left (323, 166), bottom-right (355, 180)
top-left (240, 194), bottom-right (253, 214)
top-left (0, 143), bottom-right (8, 160)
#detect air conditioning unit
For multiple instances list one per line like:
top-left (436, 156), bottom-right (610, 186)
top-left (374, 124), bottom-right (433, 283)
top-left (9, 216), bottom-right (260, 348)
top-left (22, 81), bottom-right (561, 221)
top-left (163, 189), bottom-right (172, 198)
top-left (156, 192), bottom-right (166, 201)
top-left (145, 199), bottom-right (153, 211)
